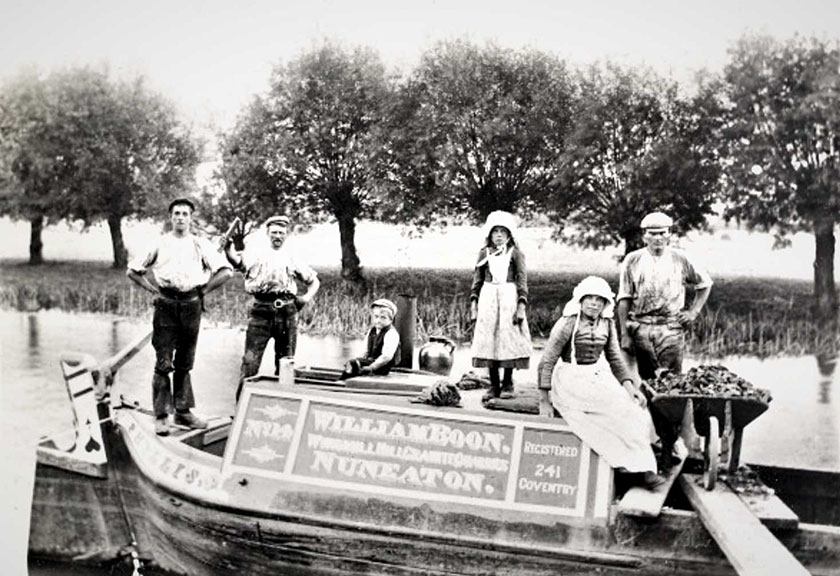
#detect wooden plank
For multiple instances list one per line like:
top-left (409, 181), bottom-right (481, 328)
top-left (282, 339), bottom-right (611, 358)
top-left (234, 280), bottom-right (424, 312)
top-left (343, 373), bottom-right (438, 392)
top-left (722, 466), bottom-right (799, 530)
top-left (679, 473), bottom-right (810, 576)
top-left (737, 491), bottom-right (800, 530)
top-left (98, 329), bottom-right (152, 375)
top-left (618, 456), bottom-right (686, 518)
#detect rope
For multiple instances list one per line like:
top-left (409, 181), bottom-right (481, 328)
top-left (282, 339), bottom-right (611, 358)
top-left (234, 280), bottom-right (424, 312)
top-left (108, 414), bottom-right (145, 576)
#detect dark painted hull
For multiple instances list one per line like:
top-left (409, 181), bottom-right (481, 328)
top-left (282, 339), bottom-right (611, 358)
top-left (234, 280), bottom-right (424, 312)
top-left (29, 413), bottom-right (840, 576)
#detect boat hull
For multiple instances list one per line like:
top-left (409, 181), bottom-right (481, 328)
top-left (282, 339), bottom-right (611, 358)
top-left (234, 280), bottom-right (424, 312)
top-left (28, 371), bottom-right (840, 575)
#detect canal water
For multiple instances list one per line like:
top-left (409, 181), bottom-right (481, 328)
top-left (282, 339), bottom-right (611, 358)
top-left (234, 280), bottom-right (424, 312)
top-left (3, 310), bottom-right (839, 574)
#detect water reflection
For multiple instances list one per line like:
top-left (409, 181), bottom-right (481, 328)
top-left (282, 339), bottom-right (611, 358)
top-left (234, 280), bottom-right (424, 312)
top-left (26, 313), bottom-right (40, 370)
top-left (817, 354), bottom-right (836, 405)
top-left (3, 310), bottom-right (838, 473)
top-left (3, 309), bottom-right (840, 575)
top-left (817, 353), bottom-right (837, 377)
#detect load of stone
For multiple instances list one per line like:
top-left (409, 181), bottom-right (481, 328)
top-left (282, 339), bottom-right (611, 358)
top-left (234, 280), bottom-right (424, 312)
top-left (646, 364), bottom-right (772, 404)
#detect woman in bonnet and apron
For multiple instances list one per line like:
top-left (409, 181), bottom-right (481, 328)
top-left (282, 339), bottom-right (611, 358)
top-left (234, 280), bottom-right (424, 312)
top-left (537, 275), bottom-right (665, 488)
top-left (470, 211), bottom-right (532, 402)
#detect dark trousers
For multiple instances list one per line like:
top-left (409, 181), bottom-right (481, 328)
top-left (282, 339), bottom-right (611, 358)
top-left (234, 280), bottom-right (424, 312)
top-left (632, 323), bottom-right (686, 465)
top-left (151, 298), bottom-right (201, 418)
top-left (348, 357), bottom-right (394, 376)
top-left (236, 303), bottom-right (298, 401)
top-left (631, 323), bottom-right (685, 380)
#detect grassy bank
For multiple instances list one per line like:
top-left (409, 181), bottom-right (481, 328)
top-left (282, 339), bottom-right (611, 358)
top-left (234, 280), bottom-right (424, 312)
top-left (0, 259), bottom-right (828, 357)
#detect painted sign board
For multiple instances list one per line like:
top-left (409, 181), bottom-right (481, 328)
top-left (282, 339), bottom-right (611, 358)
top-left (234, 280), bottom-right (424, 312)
top-left (222, 389), bottom-right (611, 519)
top-left (121, 413), bottom-right (221, 493)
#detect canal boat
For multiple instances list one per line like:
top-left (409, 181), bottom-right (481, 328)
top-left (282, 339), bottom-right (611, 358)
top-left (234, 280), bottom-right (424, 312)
top-left (28, 332), bottom-right (840, 576)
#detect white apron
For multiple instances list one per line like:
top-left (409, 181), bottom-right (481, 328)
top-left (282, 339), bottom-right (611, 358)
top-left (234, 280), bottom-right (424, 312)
top-left (549, 315), bottom-right (657, 473)
top-left (471, 248), bottom-right (531, 363)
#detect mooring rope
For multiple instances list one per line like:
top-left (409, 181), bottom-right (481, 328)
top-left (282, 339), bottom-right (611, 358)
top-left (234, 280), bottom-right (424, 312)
top-left (108, 411), bottom-right (145, 576)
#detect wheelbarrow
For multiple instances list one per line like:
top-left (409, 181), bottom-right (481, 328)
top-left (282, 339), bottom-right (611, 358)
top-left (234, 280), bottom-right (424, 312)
top-left (641, 384), bottom-right (770, 490)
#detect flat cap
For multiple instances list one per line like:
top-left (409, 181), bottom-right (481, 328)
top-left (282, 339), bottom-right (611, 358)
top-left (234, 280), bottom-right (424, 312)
top-left (264, 215), bottom-right (291, 228)
top-left (168, 197), bottom-right (196, 212)
top-left (371, 298), bottom-right (398, 320)
top-left (640, 211), bottom-right (673, 229)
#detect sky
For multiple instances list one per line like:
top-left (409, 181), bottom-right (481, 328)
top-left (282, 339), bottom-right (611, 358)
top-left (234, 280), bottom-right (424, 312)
top-left (2, 0), bottom-right (839, 138)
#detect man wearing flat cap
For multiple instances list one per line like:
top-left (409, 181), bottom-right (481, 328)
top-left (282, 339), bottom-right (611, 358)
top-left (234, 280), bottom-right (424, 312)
top-left (225, 214), bottom-right (320, 401)
top-left (616, 211), bottom-right (713, 380)
top-left (128, 197), bottom-right (233, 436)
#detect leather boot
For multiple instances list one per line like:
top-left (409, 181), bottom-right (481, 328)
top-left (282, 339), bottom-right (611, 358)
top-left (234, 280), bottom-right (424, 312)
top-left (500, 368), bottom-right (514, 399)
top-left (482, 368), bottom-right (501, 403)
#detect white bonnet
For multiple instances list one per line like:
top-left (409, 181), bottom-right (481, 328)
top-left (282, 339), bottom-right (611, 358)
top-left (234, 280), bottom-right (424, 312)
top-left (562, 276), bottom-right (616, 318)
top-left (482, 210), bottom-right (517, 242)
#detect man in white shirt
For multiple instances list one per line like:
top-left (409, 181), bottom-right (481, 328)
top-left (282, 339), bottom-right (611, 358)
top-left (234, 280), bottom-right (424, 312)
top-left (127, 198), bottom-right (233, 435)
top-left (616, 211), bottom-right (713, 380)
top-left (225, 215), bottom-right (320, 401)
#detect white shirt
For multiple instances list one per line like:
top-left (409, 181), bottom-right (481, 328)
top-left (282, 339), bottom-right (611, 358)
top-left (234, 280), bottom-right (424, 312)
top-left (240, 239), bottom-right (317, 295)
top-left (129, 233), bottom-right (229, 292)
top-left (617, 247), bottom-right (712, 320)
top-left (375, 326), bottom-right (401, 361)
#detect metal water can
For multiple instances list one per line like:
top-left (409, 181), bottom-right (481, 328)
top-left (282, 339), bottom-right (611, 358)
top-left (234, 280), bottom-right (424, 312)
top-left (278, 356), bottom-right (295, 386)
top-left (418, 336), bottom-right (456, 375)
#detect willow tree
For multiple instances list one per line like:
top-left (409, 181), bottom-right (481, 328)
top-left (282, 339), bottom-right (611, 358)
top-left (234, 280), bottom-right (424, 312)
top-left (376, 41), bottom-right (575, 225)
top-left (0, 71), bottom-right (68, 264)
top-left (217, 43), bottom-right (393, 284)
top-left (718, 35), bottom-right (840, 328)
top-left (0, 67), bottom-right (200, 268)
top-left (552, 63), bottom-right (720, 255)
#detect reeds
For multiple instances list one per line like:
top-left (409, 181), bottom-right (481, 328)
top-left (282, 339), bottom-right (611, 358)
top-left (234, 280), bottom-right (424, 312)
top-left (0, 259), bottom-right (831, 358)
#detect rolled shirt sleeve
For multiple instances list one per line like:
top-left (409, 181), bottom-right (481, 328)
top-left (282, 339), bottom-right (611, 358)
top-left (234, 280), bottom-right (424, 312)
top-left (616, 252), bottom-right (638, 302)
top-left (290, 250), bottom-right (318, 285)
top-left (127, 240), bottom-right (158, 274)
top-left (196, 236), bottom-right (232, 274)
top-left (617, 247), bottom-right (712, 319)
top-left (681, 253), bottom-right (713, 290)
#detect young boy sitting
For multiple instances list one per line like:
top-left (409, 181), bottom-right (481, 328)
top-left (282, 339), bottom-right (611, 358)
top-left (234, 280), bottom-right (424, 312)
top-left (342, 298), bottom-right (402, 378)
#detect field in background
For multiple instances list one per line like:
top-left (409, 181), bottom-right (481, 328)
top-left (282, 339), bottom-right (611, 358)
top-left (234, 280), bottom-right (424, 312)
top-left (0, 259), bottom-right (823, 358)
top-left (0, 216), bottom-right (830, 280)
top-left (1, 216), bottom-right (832, 356)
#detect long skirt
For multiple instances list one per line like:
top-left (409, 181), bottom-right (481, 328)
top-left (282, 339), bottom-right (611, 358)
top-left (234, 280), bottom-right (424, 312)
top-left (550, 359), bottom-right (657, 473)
top-left (471, 282), bottom-right (531, 368)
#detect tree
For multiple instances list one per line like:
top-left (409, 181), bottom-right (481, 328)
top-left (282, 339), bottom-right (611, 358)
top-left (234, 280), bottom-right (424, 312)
top-left (0, 71), bottom-right (69, 264)
top-left (0, 67), bottom-right (201, 268)
top-left (217, 44), bottom-right (392, 284)
top-left (52, 68), bottom-right (201, 268)
top-left (377, 41), bottom-right (575, 225)
top-left (717, 35), bottom-right (840, 328)
top-left (552, 63), bottom-right (720, 255)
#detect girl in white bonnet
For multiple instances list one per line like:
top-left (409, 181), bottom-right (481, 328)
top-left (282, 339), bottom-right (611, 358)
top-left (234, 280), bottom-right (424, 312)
top-left (470, 211), bottom-right (532, 401)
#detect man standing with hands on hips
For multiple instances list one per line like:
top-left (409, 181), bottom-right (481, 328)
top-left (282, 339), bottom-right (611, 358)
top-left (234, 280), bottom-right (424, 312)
top-left (616, 211), bottom-right (713, 380)
top-left (616, 211), bottom-right (713, 463)
top-left (127, 198), bottom-right (233, 436)
top-left (225, 215), bottom-right (320, 402)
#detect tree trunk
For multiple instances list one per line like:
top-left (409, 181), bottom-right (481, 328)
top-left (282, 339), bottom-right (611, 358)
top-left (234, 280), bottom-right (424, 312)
top-left (813, 216), bottom-right (838, 330)
top-left (28, 214), bottom-right (44, 265)
top-left (107, 214), bottom-right (128, 269)
top-left (337, 214), bottom-right (364, 285)
top-left (623, 228), bottom-right (645, 257)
